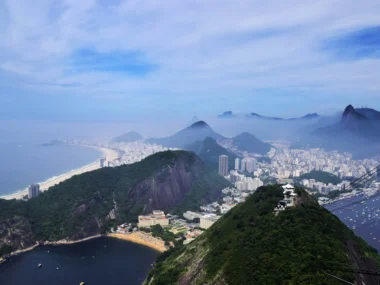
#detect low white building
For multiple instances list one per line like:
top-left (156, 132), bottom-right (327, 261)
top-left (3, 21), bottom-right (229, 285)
top-left (183, 211), bottom-right (202, 221)
top-left (200, 214), bottom-right (221, 229)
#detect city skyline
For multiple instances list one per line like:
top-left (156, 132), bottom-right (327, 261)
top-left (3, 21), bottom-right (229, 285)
top-left (1, 1), bottom-right (380, 121)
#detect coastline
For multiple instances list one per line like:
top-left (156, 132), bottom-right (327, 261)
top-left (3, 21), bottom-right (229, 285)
top-left (1, 233), bottom-right (164, 263)
top-left (108, 233), bottom-right (167, 252)
top-left (1, 235), bottom-right (104, 263)
top-left (0, 145), bottom-right (118, 200)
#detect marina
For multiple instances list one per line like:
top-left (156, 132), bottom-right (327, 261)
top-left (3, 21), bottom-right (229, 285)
top-left (326, 192), bottom-right (380, 252)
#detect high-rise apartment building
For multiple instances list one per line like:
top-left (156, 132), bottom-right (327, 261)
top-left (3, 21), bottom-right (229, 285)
top-left (100, 157), bottom-right (106, 168)
top-left (28, 184), bottom-right (40, 199)
top-left (235, 158), bottom-right (240, 170)
top-left (218, 155), bottom-right (228, 176)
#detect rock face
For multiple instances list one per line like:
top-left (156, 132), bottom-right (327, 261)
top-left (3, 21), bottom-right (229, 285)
top-left (147, 185), bottom-right (380, 285)
top-left (0, 151), bottom-right (214, 256)
top-left (114, 152), bottom-right (204, 219)
top-left (0, 217), bottom-right (35, 255)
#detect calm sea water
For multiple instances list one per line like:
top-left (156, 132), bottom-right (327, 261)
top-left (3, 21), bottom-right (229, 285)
top-left (0, 237), bottom-right (159, 285)
top-left (326, 194), bottom-right (380, 252)
top-left (0, 142), bottom-right (101, 196)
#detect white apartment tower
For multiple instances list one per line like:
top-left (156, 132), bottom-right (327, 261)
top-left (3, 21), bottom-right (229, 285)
top-left (234, 158), bottom-right (240, 170)
top-left (28, 184), bottom-right (40, 199)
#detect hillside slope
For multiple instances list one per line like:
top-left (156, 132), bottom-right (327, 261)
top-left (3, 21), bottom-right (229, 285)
top-left (147, 185), bottom-right (380, 285)
top-left (0, 151), bottom-right (230, 256)
top-left (231, 132), bottom-right (271, 154)
top-left (185, 137), bottom-right (238, 170)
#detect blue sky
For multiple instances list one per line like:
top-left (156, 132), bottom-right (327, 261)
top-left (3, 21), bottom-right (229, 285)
top-left (0, 0), bottom-right (380, 121)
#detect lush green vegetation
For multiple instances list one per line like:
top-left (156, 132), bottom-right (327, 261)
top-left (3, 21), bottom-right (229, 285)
top-left (296, 170), bottom-right (342, 185)
top-left (150, 225), bottom-right (176, 243)
top-left (185, 137), bottom-right (237, 170)
top-left (0, 151), bottom-right (225, 247)
top-left (173, 169), bottom-right (231, 217)
top-left (147, 185), bottom-right (380, 285)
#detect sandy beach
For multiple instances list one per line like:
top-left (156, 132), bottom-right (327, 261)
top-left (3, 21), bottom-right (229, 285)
top-left (108, 232), bottom-right (167, 252)
top-left (0, 145), bottom-right (118, 200)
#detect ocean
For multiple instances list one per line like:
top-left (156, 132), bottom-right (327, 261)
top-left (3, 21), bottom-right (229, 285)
top-left (325, 194), bottom-right (380, 252)
top-left (0, 142), bottom-right (102, 196)
top-left (0, 237), bottom-right (159, 285)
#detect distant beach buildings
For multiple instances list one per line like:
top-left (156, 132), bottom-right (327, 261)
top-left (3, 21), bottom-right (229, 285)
top-left (218, 155), bottom-right (228, 176)
top-left (28, 184), bottom-right (40, 199)
top-left (138, 210), bottom-right (169, 228)
top-left (99, 157), bottom-right (107, 168)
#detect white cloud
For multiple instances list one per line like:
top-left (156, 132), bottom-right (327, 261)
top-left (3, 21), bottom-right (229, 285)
top-left (1, 0), bottom-right (380, 105)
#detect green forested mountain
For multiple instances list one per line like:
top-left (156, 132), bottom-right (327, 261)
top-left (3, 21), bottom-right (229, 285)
top-left (0, 151), bottom-right (230, 256)
top-left (296, 170), bottom-right (342, 185)
top-left (185, 137), bottom-right (238, 170)
top-left (231, 132), bottom-right (271, 154)
top-left (147, 185), bottom-right (380, 285)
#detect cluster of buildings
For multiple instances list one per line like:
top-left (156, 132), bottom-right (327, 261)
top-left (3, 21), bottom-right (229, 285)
top-left (218, 155), bottom-right (264, 191)
top-left (264, 143), bottom-right (379, 181)
top-left (221, 141), bottom-right (379, 196)
top-left (300, 179), bottom-right (347, 194)
top-left (108, 141), bottom-right (174, 166)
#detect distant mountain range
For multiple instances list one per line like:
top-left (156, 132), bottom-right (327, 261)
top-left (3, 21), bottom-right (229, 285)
top-left (146, 121), bottom-right (271, 156)
top-left (146, 121), bottom-right (226, 148)
top-left (217, 111), bottom-right (320, 120)
top-left (246, 112), bottom-right (320, 121)
top-left (112, 131), bottom-right (143, 143)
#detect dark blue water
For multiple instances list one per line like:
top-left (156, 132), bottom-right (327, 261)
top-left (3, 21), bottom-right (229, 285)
top-left (0, 142), bottom-right (101, 196)
top-left (0, 237), bottom-right (159, 285)
top-left (326, 194), bottom-right (380, 252)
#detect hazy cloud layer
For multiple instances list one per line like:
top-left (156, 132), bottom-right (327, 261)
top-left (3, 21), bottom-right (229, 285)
top-left (1, 0), bottom-right (380, 119)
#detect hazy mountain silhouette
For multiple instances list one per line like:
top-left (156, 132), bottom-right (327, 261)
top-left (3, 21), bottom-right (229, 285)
top-left (246, 112), bottom-right (320, 121)
top-left (112, 131), bottom-right (143, 143)
top-left (231, 132), bottom-right (271, 154)
top-left (356, 107), bottom-right (380, 120)
top-left (146, 121), bottom-right (226, 148)
top-left (217, 111), bottom-right (236, 118)
top-left (311, 105), bottom-right (380, 157)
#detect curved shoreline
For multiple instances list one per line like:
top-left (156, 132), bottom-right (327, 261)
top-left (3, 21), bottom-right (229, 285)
top-left (1, 233), bottom-right (165, 263)
top-left (0, 145), bottom-right (118, 200)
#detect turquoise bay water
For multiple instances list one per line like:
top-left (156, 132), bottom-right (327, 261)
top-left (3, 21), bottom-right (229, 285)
top-left (0, 142), bottom-right (102, 196)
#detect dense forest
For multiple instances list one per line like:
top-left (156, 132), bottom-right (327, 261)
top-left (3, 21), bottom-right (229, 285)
top-left (147, 185), bottom-right (380, 285)
top-left (0, 150), bottom-right (229, 256)
top-left (296, 170), bottom-right (342, 185)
